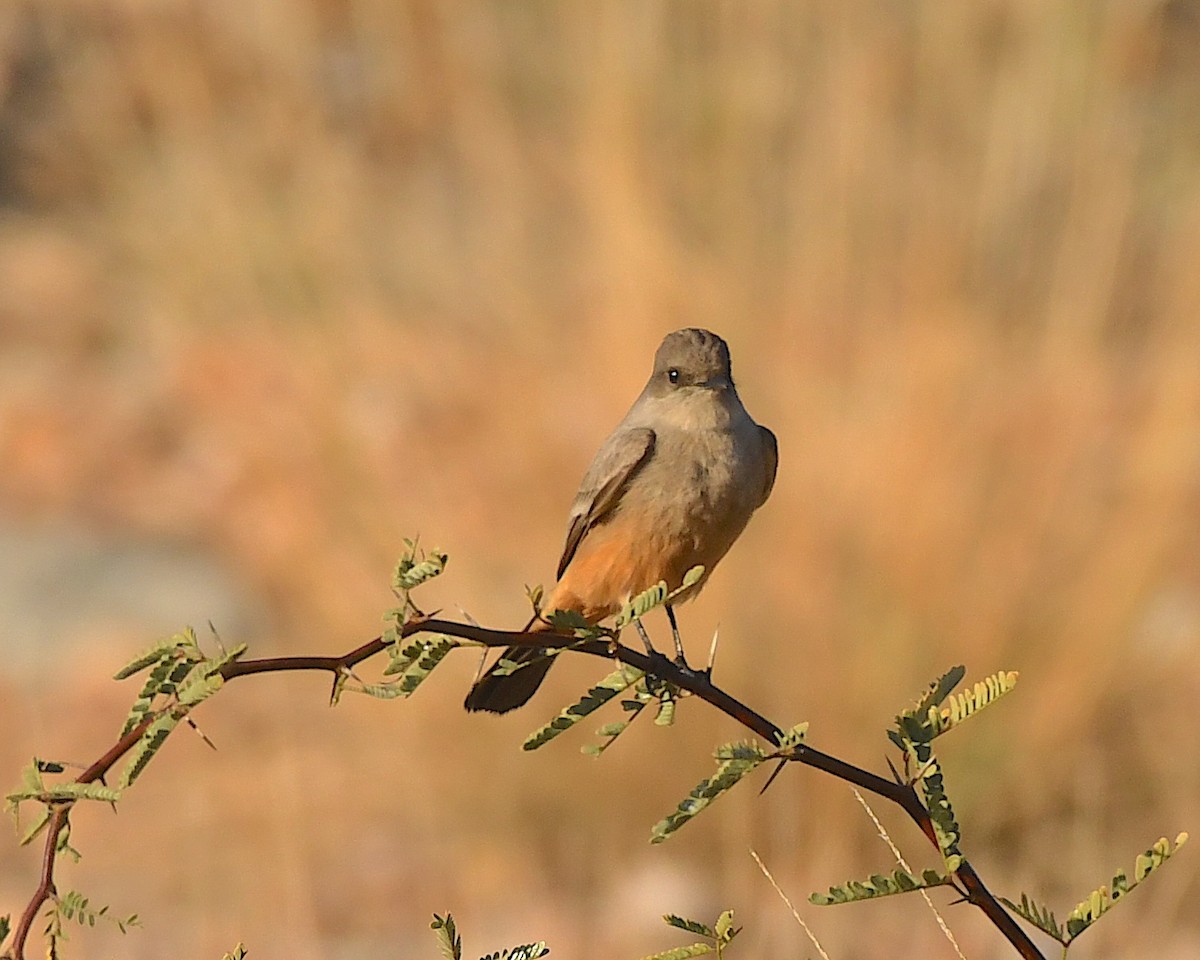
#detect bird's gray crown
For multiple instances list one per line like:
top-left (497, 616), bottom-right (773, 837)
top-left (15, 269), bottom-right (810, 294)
top-left (651, 328), bottom-right (733, 387)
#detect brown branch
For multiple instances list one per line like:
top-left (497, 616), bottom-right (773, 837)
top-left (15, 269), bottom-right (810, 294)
top-left (405, 623), bottom-right (1042, 958)
top-left (8, 806), bottom-right (69, 959)
top-left (6, 714), bottom-right (160, 960)
top-left (7, 618), bottom-right (1045, 960)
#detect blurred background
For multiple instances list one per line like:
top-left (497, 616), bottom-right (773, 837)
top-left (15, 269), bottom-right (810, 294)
top-left (1, 1), bottom-right (1198, 958)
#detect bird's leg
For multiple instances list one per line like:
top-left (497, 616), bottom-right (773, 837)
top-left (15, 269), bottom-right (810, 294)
top-left (632, 618), bottom-right (676, 696)
top-left (666, 604), bottom-right (687, 666)
top-left (634, 618), bottom-right (656, 657)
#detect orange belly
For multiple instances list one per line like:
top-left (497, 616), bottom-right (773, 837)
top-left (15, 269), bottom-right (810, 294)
top-left (542, 514), bottom-right (704, 624)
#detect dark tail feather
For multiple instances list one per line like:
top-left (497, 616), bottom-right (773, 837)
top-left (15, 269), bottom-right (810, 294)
top-left (464, 644), bottom-right (554, 713)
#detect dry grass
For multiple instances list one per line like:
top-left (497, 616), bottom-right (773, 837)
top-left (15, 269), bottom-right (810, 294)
top-left (1, 2), bottom-right (1198, 958)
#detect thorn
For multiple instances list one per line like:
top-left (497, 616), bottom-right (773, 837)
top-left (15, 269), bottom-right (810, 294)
top-left (184, 716), bottom-right (217, 751)
top-left (759, 758), bottom-right (788, 796)
top-left (457, 606), bottom-right (481, 629)
top-left (885, 755), bottom-right (903, 784)
top-left (471, 648), bottom-right (488, 686)
top-left (328, 670), bottom-right (345, 706)
top-left (95, 771), bottom-right (119, 814)
top-left (207, 620), bottom-right (227, 658)
top-left (706, 624), bottom-right (721, 675)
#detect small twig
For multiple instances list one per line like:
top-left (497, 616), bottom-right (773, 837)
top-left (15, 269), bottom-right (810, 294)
top-left (750, 848), bottom-right (832, 960)
top-left (10, 804), bottom-right (70, 956)
top-left (852, 788), bottom-right (967, 960)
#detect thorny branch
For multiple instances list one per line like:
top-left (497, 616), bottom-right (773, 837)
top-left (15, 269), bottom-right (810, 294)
top-left (6, 617), bottom-right (1045, 960)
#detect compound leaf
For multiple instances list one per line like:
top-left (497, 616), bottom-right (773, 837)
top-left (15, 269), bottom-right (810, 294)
top-left (651, 742), bottom-right (768, 843)
top-left (811, 867), bottom-right (957, 906)
top-left (524, 666), bottom-right (645, 751)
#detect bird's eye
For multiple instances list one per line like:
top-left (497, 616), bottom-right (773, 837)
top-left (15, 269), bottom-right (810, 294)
top-left (668, 368), bottom-right (680, 384)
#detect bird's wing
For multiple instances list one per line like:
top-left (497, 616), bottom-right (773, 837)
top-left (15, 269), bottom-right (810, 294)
top-left (756, 425), bottom-right (779, 508)
top-left (556, 426), bottom-right (656, 580)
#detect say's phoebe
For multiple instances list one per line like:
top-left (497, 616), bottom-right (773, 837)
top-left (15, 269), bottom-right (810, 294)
top-left (465, 328), bottom-right (777, 713)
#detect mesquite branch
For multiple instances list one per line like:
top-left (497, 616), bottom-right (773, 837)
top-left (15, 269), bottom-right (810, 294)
top-left (6, 617), bottom-right (1046, 960)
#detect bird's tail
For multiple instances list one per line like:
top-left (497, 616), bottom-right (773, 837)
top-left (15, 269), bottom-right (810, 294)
top-left (463, 621), bottom-right (555, 714)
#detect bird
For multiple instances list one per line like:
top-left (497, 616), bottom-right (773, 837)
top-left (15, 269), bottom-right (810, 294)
top-left (464, 328), bottom-right (777, 713)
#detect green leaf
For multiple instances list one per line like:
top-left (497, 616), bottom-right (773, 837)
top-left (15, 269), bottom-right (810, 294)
top-left (350, 680), bottom-right (411, 700)
top-left (392, 636), bottom-right (458, 696)
top-left (644, 910), bottom-right (738, 960)
top-left (640, 944), bottom-right (714, 960)
top-left (584, 695), bottom-right (653, 757)
top-left (198, 642), bottom-right (248, 678)
top-left (368, 636), bottom-right (459, 697)
top-left (1062, 832), bottom-right (1188, 942)
top-left (615, 567), bottom-right (705, 630)
top-left (582, 678), bottom-right (664, 756)
top-left (3, 760), bottom-right (90, 846)
top-left (999, 893), bottom-right (1066, 945)
top-left (810, 866), bottom-right (956, 905)
top-left (925, 670), bottom-right (1018, 739)
top-left (220, 944), bottom-right (249, 960)
top-left (889, 665), bottom-right (966, 748)
top-left (706, 741), bottom-right (763, 764)
top-left (22, 758), bottom-right (44, 792)
top-left (889, 667), bottom-right (1016, 752)
top-left (119, 655), bottom-right (178, 737)
top-left (524, 666), bottom-right (646, 751)
top-left (908, 665), bottom-right (966, 718)
top-left (651, 741), bottom-right (768, 843)
top-left (524, 582), bottom-right (545, 613)
top-left (663, 915), bottom-right (714, 938)
top-left (5, 760), bottom-right (43, 808)
top-left (119, 712), bottom-right (180, 788)
top-left (918, 755), bottom-right (962, 862)
top-left (545, 608), bottom-right (603, 637)
top-left (0, 914), bottom-right (10, 944)
top-left (38, 783), bottom-right (122, 804)
top-left (488, 651), bottom-right (551, 678)
top-left (713, 910), bottom-right (737, 940)
top-left (176, 672), bottom-right (225, 708)
top-left (616, 581), bottom-right (669, 629)
top-left (393, 542), bottom-right (448, 593)
top-left (56, 819), bottom-right (81, 862)
top-left (18, 806), bottom-right (51, 846)
top-left (654, 691), bottom-right (677, 727)
top-left (112, 636), bottom-right (186, 680)
top-left (771, 722), bottom-right (810, 754)
top-left (53, 891), bottom-right (138, 935)
top-left (383, 638), bottom-right (432, 675)
top-left (479, 944), bottom-right (550, 960)
top-left (431, 913), bottom-right (462, 960)
top-left (677, 565), bottom-right (705, 592)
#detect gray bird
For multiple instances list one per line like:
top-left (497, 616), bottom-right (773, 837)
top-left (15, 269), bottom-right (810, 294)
top-left (465, 328), bottom-right (777, 713)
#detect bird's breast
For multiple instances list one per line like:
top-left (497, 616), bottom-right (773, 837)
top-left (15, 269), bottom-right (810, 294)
top-left (548, 412), bottom-right (769, 621)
